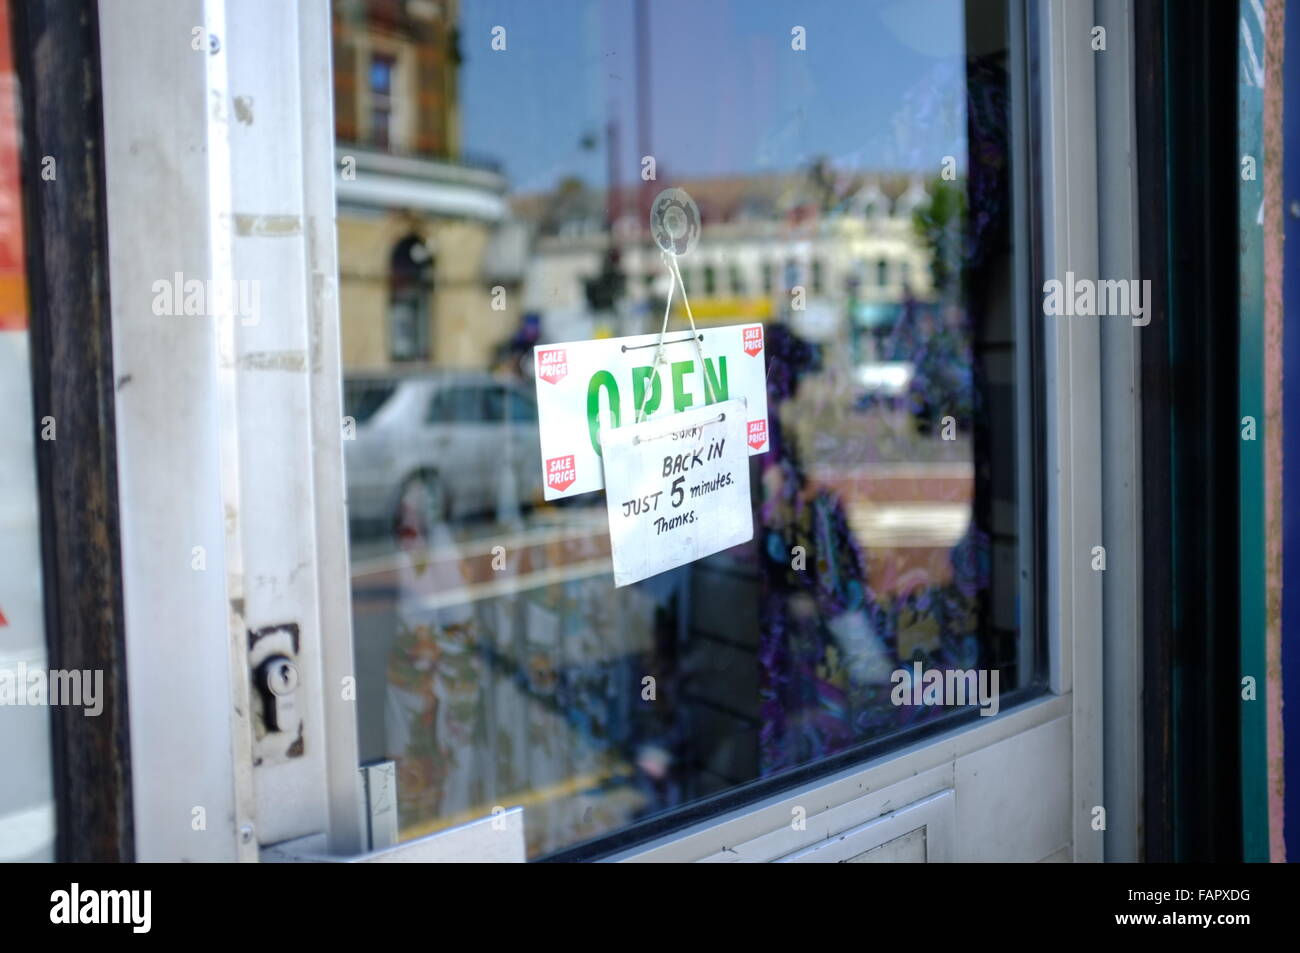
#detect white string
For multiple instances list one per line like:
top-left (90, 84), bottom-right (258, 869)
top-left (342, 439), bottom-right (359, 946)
top-left (634, 250), bottom-right (714, 424)
top-left (632, 410), bottom-right (726, 445)
top-left (666, 253), bottom-right (709, 382)
top-left (634, 256), bottom-right (675, 423)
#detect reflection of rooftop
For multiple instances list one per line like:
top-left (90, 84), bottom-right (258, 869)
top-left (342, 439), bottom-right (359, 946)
top-left (335, 145), bottom-right (509, 221)
top-left (810, 462), bottom-right (974, 502)
top-left (512, 170), bottom-right (933, 234)
top-left (849, 502), bottom-right (971, 549)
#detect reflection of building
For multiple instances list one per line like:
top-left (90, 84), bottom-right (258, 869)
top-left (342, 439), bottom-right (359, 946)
top-left (332, 0), bottom-right (522, 371)
top-left (511, 171), bottom-right (938, 345)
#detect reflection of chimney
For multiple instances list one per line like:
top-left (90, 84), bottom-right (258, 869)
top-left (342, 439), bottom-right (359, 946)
top-left (635, 0), bottom-right (652, 225)
top-left (605, 110), bottom-right (620, 235)
top-left (895, 177), bottom-right (929, 218)
top-left (855, 178), bottom-right (887, 219)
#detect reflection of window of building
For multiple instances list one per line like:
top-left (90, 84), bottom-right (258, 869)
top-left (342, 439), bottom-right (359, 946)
top-left (900, 259), bottom-right (911, 288)
top-left (762, 261), bottom-right (774, 294)
top-left (332, 4), bottom-right (460, 158)
top-left (877, 257), bottom-right (890, 287)
top-left (369, 52), bottom-right (396, 148)
top-left (507, 390), bottom-right (537, 423)
top-left (347, 34), bottom-right (416, 153)
top-left (703, 265), bottom-right (716, 296)
top-left (811, 259), bottom-right (823, 295)
top-left (389, 235), bottom-right (433, 362)
top-left (729, 263), bottom-right (744, 295)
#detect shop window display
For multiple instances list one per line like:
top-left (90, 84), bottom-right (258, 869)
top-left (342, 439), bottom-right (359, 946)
top-left (335, 0), bottom-right (1033, 858)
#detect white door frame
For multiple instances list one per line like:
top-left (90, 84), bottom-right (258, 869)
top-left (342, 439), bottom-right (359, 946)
top-left (1039, 0), bottom-right (1105, 864)
top-left (100, 0), bottom-right (363, 860)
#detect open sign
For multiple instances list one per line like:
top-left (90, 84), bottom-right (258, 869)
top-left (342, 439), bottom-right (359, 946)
top-left (534, 324), bottom-right (769, 500)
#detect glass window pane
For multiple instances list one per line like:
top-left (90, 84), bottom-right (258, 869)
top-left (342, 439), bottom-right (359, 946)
top-left (370, 53), bottom-right (394, 96)
top-left (427, 385), bottom-right (487, 423)
top-left (344, 379), bottom-right (398, 424)
top-left (337, 0), bottom-right (1034, 859)
top-left (508, 390), bottom-right (536, 424)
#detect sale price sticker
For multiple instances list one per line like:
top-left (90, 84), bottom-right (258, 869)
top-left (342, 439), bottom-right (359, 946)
top-left (599, 398), bottom-right (753, 587)
top-left (536, 348), bottom-right (568, 385)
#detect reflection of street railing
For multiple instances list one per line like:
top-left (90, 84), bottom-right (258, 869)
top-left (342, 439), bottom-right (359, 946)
top-left (373, 556), bottom-right (613, 615)
top-left (397, 762), bottom-right (638, 848)
top-left (350, 514), bottom-right (612, 613)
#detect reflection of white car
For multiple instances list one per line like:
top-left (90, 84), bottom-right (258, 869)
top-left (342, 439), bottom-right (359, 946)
top-left (344, 371), bottom-right (541, 527)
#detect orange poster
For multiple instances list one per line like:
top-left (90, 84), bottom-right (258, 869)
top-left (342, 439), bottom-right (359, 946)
top-left (0, 0), bottom-right (27, 331)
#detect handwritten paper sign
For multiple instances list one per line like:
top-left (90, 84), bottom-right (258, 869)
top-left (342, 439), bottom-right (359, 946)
top-left (600, 399), bottom-right (753, 587)
top-left (533, 323), bottom-right (769, 500)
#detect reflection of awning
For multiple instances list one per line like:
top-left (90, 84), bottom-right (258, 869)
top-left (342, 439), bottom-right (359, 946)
top-left (853, 302), bottom-right (898, 328)
top-left (335, 148), bottom-right (508, 222)
top-left (338, 176), bottom-right (506, 221)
